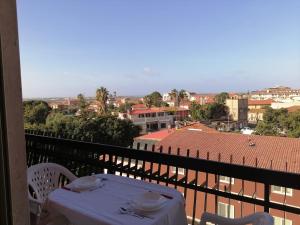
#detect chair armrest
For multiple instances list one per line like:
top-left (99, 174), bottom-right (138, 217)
top-left (29, 198), bottom-right (43, 215)
top-left (200, 212), bottom-right (274, 225)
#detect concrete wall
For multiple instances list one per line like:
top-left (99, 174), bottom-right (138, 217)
top-left (0, 0), bottom-right (30, 224)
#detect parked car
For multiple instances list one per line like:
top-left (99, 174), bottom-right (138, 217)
top-left (241, 127), bottom-right (254, 135)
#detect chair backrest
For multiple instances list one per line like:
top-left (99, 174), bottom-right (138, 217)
top-left (200, 212), bottom-right (274, 225)
top-left (27, 163), bottom-right (77, 203)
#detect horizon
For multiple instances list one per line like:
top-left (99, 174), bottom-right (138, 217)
top-left (17, 0), bottom-right (300, 98)
top-left (22, 85), bottom-right (300, 100)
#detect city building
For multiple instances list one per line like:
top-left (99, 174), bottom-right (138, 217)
top-left (118, 105), bottom-right (190, 134)
top-left (251, 86), bottom-right (300, 100)
top-left (225, 97), bottom-right (248, 128)
top-left (189, 94), bottom-right (216, 105)
top-left (271, 100), bottom-right (300, 109)
top-left (248, 99), bottom-right (273, 124)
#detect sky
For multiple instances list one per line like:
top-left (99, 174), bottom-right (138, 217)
top-left (17, 0), bottom-right (300, 98)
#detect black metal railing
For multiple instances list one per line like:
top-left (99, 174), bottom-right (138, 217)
top-left (25, 132), bottom-right (300, 224)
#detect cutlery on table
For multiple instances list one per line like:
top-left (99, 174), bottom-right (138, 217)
top-left (119, 207), bottom-right (154, 220)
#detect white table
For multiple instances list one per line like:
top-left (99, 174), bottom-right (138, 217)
top-left (47, 174), bottom-right (188, 225)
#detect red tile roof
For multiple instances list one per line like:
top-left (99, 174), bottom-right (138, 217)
top-left (287, 106), bottom-right (300, 113)
top-left (157, 130), bottom-right (300, 173)
top-left (131, 104), bottom-right (147, 110)
top-left (182, 122), bottom-right (219, 133)
top-left (135, 129), bottom-right (175, 141)
top-left (130, 107), bottom-right (188, 115)
top-left (248, 99), bottom-right (273, 105)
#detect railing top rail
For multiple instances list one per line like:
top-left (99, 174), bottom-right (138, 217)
top-left (25, 133), bottom-right (300, 189)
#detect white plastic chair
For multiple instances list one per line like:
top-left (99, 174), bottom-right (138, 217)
top-left (27, 163), bottom-right (77, 224)
top-left (200, 212), bottom-right (274, 225)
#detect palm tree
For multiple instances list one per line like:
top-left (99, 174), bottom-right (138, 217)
top-left (169, 89), bottom-right (178, 106)
top-left (77, 93), bottom-right (88, 116)
top-left (96, 87), bottom-right (109, 115)
top-left (170, 89), bottom-right (187, 107)
top-left (178, 89), bottom-right (188, 106)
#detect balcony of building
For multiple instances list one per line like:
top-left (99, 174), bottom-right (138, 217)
top-left (25, 130), bottom-right (300, 225)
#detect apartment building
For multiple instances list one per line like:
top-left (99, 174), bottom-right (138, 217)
top-left (190, 94), bottom-right (216, 105)
top-left (251, 86), bottom-right (300, 100)
top-left (133, 128), bottom-right (300, 224)
top-left (248, 99), bottom-right (273, 124)
top-left (119, 105), bottom-right (189, 134)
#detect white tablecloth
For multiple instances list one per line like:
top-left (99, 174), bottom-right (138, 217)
top-left (47, 174), bottom-right (188, 225)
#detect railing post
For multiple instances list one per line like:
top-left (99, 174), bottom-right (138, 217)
top-left (264, 183), bottom-right (270, 212)
top-left (107, 154), bottom-right (115, 174)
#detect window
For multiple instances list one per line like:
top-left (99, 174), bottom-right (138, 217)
top-left (271, 186), bottom-right (293, 196)
top-left (171, 167), bottom-right (185, 175)
top-left (158, 112), bottom-right (164, 117)
top-left (217, 202), bottom-right (234, 218)
top-left (274, 216), bottom-right (292, 225)
top-left (138, 114), bottom-right (144, 118)
top-left (160, 123), bottom-right (166, 129)
top-left (145, 113), bottom-right (151, 117)
top-left (219, 176), bottom-right (234, 184)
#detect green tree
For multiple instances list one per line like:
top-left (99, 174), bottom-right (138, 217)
top-left (255, 121), bottom-right (279, 136)
top-left (283, 111), bottom-right (300, 138)
top-left (254, 107), bottom-right (289, 136)
top-left (170, 89), bottom-right (187, 107)
top-left (143, 95), bottom-right (152, 108)
top-left (74, 116), bottom-right (141, 146)
top-left (160, 102), bottom-right (169, 107)
top-left (96, 87), bottom-right (109, 115)
top-left (77, 93), bottom-right (88, 116)
top-left (214, 92), bottom-right (229, 104)
top-left (178, 89), bottom-right (188, 105)
top-left (206, 103), bottom-right (228, 120)
top-left (189, 102), bottom-right (207, 121)
top-left (148, 91), bottom-right (162, 107)
top-left (24, 101), bottom-right (51, 125)
top-left (118, 102), bottom-right (134, 113)
top-left (45, 112), bottom-right (80, 135)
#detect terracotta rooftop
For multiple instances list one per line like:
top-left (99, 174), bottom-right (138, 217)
top-left (157, 130), bottom-right (300, 173)
top-left (130, 107), bottom-right (188, 115)
top-left (248, 99), bottom-right (273, 105)
top-left (135, 123), bottom-right (218, 141)
top-left (135, 129), bottom-right (175, 141)
top-left (287, 106), bottom-right (300, 113)
top-left (131, 104), bottom-right (147, 110)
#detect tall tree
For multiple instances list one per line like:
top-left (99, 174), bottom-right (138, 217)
top-left (77, 93), bottom-right (88, 116)
top-left (143, 95), bottom-right (152, 108)
top-left (178, 89), bottom-right (188, 106)
top-left (214, 92), bottom-right (229, 104)
top-left (148, 91), bottom-right (162, 107)
top-left (96, 87), bottom-right (109, 115)
top-left (190, 102), bottom-right (208, 121)
top-left (206, 103), bottom-right (228, 119)
top-left (170, 89), bottom-right (187, 107)
top-left (169, 89), bottom-right (178, 104)
top-left (254, 107), bottom-right (289, 136)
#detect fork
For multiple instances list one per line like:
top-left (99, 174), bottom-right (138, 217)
top-left (119, 207), bottom-right (154, 219)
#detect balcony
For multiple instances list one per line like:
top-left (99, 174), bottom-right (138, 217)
top-left (25, 130), bottom-right (300, 224)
